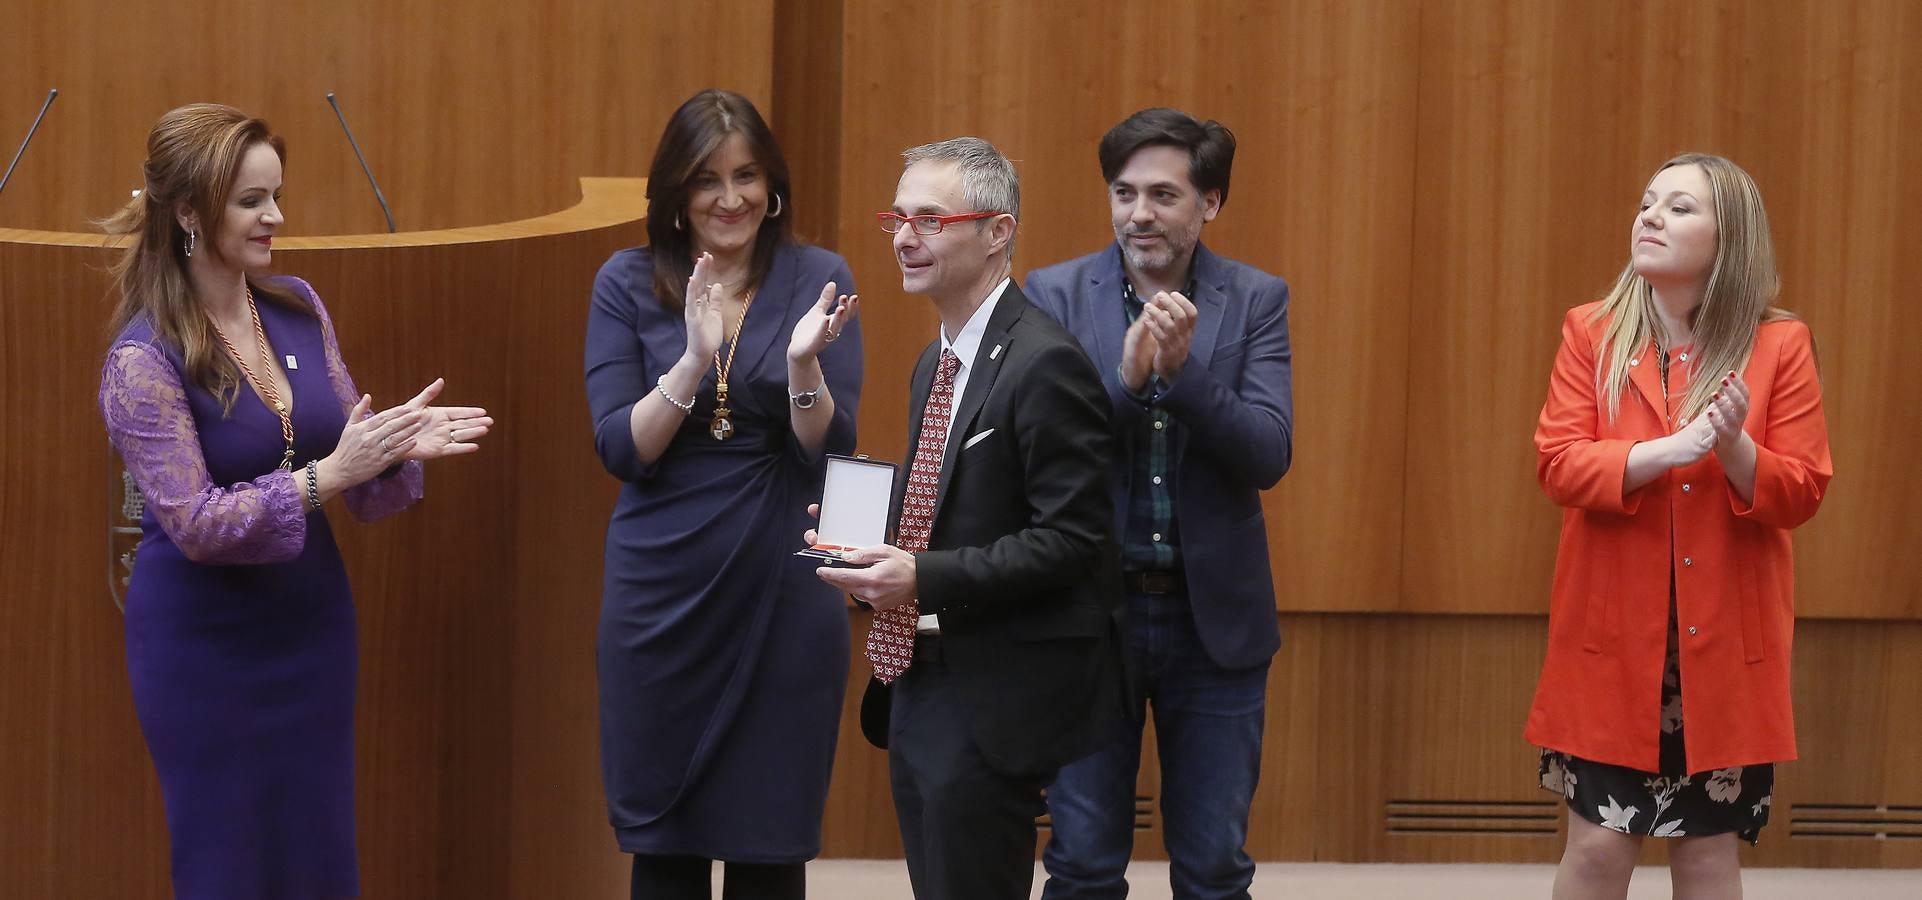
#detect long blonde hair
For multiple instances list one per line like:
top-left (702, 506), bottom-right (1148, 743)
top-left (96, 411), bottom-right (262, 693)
top-left (1592, 152), bottom-right (1794, 424)
top-left (101, 103), bottom-right (308, 415)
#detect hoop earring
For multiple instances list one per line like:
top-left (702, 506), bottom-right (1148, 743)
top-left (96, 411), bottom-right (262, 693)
top-left (768, 194), bottom-right (784, 219)
top-left (673, 211), bottom-right (684, 231)
top-left (184, 229), bottom-right (196, 258)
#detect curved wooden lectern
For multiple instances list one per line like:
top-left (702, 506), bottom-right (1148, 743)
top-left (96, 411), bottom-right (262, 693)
top-left (0, 178), bottom-right (647, 898)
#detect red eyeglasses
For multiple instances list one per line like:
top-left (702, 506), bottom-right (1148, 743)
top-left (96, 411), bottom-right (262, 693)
top-left (876, 211), bottom-right (998, 235)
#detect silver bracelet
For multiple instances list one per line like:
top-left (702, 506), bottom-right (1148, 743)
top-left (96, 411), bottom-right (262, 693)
top-left (304, 460), bottom-right (322, 512)
top-left (656, 376), bottom-right (695, 413)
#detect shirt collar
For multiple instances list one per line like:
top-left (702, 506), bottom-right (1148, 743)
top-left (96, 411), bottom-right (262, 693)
top-left (1118, 247), bottom-right (1199, 308)
top-left (941, 276), bottom-right (1011, 366)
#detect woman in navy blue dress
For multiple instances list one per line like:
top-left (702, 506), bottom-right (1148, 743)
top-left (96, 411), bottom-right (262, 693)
top-left (584, 90), bottom-right (862, 900)
top-left (98, 104), bottom-right (493, 899)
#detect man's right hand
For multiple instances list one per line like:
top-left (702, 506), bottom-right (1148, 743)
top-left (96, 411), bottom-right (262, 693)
top-left (1120, 315), bottom-right (1158, 394)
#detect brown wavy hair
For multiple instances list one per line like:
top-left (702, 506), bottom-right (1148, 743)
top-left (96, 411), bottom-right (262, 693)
top-left (102, 103), bottom-right (309, 415)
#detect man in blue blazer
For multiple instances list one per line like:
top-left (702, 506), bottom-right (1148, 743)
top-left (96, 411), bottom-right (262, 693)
top-left (1025, 108), bottom-right (1294, 900)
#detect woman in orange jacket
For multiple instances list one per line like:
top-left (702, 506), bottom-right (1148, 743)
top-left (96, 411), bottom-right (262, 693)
top-left (1526, 153), bottom-right (1832, 900)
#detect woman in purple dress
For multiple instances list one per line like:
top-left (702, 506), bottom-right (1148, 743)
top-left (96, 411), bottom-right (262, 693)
top-left (97, 104), bottom-right (493, 900)
top-left (584, 90), bottom-right (861, 900)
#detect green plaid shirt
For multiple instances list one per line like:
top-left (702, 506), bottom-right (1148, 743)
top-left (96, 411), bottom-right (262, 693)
top-left (1119, 270), bottom-right (1195, 572)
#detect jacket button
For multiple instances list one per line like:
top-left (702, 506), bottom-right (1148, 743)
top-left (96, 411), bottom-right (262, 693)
top-left (1683, 557), bottom-right (1694, 567)
top-left (1631, 358), bottom-right (1641, 366)
top-left (1688, 626), bottom-right (1698, 636)
top-left (1152, 476), bottom-right (1162, 485)
top-left (1682, 483), bottom-right (1692, 493)
top-left (1153, 420), bottom-right (1165, 431)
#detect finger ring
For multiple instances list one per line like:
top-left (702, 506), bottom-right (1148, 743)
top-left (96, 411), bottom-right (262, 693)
top-left (381, 439), bottom-right (391, 451)
top-left (824, 330), bottom-right (839, 342)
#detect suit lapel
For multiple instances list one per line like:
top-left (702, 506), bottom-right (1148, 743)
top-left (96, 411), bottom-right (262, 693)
top-left (1626, 337), bottom-right (1668, 419)
top-left (1089, 249), bottom-right (1129, 375)
top-left (929, 285), bottom-right (1026, 522)
top-left (1185, 244), bottom-right (1229, 373)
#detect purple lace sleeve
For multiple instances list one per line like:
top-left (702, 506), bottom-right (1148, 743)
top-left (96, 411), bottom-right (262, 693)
top-left (304, 282), bottom-right (425, 522)
top-left (100, 342), bottom-right (308, 565)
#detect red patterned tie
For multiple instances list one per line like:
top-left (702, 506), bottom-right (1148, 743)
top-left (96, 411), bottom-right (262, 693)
top-left (865, 349), bottom-right (961, 683)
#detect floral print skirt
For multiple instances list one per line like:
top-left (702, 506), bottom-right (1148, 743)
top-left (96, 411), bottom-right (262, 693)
top-left (1537, 606), bottom-right (1774, 845)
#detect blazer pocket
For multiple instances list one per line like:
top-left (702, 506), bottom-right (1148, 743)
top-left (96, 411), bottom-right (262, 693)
top-left (954, 430), bottom-right (1009, 474)
top-left (1580, 546), bottom-right (1617, 653)
top-left (1211, 336), bottom-right (1248, 364)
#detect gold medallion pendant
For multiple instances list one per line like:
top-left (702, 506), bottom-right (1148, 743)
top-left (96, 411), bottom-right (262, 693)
top-left (710, 387), bottom-right (735, 441)
top-left (708, 289), bottom-right (755, 441)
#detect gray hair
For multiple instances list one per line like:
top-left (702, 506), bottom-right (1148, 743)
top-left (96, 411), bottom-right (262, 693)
top-left (902, 136), bottom-right (1020, 260)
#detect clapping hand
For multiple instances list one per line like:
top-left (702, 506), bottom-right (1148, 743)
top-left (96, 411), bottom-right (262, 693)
top-left (789, 281), bottom-right (859, 362)
top-left (682, 252), bottom-right (725, 363)
top-left (1705, 370), bottom-right (1751, 448)
top-left (398, 378), bottom-right (493, 461)
top-left (1141, 290), bottom-right (1198, 381)
top-left (1667, 409), bottom-right (1718, 467)
top-left (327, 395), bottom-right (425, 483)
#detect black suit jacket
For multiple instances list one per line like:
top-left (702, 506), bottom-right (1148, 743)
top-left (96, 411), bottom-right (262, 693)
top-left (861, 283), bottom-right (1125, 776)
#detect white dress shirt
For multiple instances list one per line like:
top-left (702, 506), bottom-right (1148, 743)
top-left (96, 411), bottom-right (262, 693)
top-left (918, 276), bottom-right (1010, 633)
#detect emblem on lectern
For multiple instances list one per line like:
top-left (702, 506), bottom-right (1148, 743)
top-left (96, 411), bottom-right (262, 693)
top-left (108, 467), bottom-right (144, 612)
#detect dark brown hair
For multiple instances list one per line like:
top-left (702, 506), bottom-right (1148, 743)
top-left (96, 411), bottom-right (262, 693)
top-left (645, 89), bottom-right (794, 309)
top-left (102, 103), bottom-right (308, 414)
top-left (1097, 107), bottom-right (1237, 209)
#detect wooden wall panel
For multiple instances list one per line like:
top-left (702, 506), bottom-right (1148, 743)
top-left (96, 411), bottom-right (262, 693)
top-left (772, 0), bottom-right (845, 249)
top-left (1402, 0), bottom-right (1922, 617)
top-left (0, 0), bottom-right (774, 235)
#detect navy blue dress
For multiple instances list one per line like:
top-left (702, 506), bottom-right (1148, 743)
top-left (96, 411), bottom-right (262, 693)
top-left (584, 243), bottom-right (861, 862)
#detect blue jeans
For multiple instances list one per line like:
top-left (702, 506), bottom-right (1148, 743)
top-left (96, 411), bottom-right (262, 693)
top-left (1041, 590), bottom-right (1268, 900)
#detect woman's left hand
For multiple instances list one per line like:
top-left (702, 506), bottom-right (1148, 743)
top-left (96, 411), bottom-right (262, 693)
top-left (1705, 370), bottom-right (1750, 447)
top-left (399, 378), bottom-right (495, 460)
top-left (788, 281), bottom-right (859, 362)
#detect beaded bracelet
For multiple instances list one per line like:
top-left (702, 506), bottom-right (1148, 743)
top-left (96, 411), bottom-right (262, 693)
top-left (301, 463), bottom-right (320, 511)
top-left (656, 376), bottom-right (695, 414)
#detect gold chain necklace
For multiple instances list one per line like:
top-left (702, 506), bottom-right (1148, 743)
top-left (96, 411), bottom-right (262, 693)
top-left (709, 289), bottom-right (756, 441)
top-left (210, 286), bottom-right (296, 470)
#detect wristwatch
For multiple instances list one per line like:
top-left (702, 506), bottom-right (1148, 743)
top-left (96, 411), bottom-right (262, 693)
top-left (788, 384), bottom-right (823, 409)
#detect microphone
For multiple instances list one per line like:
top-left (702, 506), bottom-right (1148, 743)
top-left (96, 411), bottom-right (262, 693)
top-left (0, 88), bottom-right (58, 197)
top-left (324, 92), bottom-right (397, 233)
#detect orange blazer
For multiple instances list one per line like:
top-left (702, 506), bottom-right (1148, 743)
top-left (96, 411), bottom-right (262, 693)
top-left (1524, 301), bottom-right (1832, 773)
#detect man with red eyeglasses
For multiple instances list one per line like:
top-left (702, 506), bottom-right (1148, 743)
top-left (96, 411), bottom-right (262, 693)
top-left (1026, 108), bottom-right (1295, 900)
top-left (813, 137), bottom-right (1125, 900)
